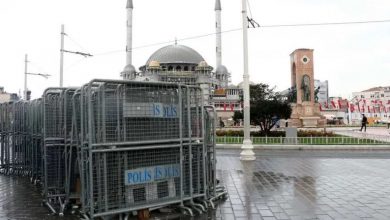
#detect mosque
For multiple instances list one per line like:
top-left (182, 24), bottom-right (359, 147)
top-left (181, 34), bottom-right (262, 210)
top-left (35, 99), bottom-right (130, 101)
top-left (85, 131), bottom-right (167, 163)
top-left (120, 0), bottom-right (242, 125)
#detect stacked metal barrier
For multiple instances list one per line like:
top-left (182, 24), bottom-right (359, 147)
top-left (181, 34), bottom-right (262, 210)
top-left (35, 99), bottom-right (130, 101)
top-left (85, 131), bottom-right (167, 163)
top-left (29, 99), bottom-right (43, 183)
top-left (0, 79), bottom-right (226, 219)
top-left (75, 80), bottom-right (205, 218)
top-left (42, 88), bottom-right (67, 214)
top-left (42, 87), bottom-right (78, 215)
top-left (0, 102), bottom-right (14, 175)
top-left (0, 101), bottom-right (38, 176)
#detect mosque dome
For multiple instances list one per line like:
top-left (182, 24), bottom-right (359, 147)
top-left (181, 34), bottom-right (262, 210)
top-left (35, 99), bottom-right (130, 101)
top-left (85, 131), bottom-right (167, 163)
top-left (145, 44), bottom-right (205, 65)
top-left (122, 64), bottom-right (136, 74)
top-left (216, 65), bottom-right (228, 74)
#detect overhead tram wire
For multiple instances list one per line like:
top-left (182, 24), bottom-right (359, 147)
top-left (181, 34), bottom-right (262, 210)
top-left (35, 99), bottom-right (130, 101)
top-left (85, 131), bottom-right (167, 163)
top-left (260, 19), bottom-right (390, 28)
top-left (92, 19), bottom-right (390, 57)
top-left (66, 34), bottom-right (89, 53)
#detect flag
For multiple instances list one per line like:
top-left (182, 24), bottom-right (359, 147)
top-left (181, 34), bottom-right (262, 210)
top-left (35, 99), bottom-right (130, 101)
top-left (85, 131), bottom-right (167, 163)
top-left (319, 103), bottom-right (322, 111)
top-left (223, 103), bottom-right (227, 111)
top-left (363, 99), bottom-right (366, 105)
top-left (230, 103), bottom-right (234, 111)
top-left (331, 100), bottom-right (336, 108)
top-left (325, 102), bottom-right (329, 108)
top-left (387, 100), bottom-right (390, 105)
top-left (368, 106), bottom-right (371, 113)
top-left (350, 104), bottom-right (355, 112)
top-left (338, 100), bottom-right (342, 109)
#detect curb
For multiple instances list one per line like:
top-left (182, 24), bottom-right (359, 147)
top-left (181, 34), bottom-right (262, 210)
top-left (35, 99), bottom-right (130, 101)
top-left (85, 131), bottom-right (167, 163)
top-left (216, 144), bottom-right (390, 150)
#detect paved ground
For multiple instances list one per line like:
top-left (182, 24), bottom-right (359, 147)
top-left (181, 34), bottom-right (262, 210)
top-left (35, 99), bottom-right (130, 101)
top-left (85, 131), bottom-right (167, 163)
top-left (212, 149), bottom-right (390, 220)
top-left (0, 177), bottom-right (77, 220)
top-left (316, 126), bottom-right (390, 137)
top-left (1, 149), bottom-right (390, 219)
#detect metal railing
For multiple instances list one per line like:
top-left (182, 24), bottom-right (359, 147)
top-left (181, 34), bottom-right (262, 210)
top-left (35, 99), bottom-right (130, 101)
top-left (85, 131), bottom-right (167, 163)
top-left (216, 135), bottom-right (390, 145)
top-left (0, 79), bottom-right (228, 219)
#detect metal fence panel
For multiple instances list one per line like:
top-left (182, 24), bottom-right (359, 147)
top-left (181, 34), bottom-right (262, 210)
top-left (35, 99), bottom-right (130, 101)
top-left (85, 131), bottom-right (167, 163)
top-left (0, 80), bottom-right (222, 219)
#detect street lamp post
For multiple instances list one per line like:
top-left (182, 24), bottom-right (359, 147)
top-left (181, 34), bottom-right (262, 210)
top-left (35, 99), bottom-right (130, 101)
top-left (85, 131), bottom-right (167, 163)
top-left (24, 54), bottom-right (28, 100)
top-left (240, 0), bottom-right (256, 161)
top-left (59, 24), bottom-right (92, 87)
top-left (24, 54), bottom-right (50, 100)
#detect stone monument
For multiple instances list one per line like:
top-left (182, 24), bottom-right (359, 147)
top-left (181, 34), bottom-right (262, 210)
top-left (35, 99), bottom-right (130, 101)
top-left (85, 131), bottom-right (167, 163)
top-left (288, 49), bottom-right (324, 127)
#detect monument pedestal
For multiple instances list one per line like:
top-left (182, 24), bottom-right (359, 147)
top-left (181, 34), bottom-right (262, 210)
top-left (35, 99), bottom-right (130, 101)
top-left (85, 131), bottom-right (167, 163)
top-left (300, 116), bottom-right (321, 127)
top-left (290, 102), bottom-right (323, 127)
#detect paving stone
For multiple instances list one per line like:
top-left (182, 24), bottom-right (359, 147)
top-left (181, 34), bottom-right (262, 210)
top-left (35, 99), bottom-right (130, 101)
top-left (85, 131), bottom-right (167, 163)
top-left (2, 149), bottom-right (390, 219)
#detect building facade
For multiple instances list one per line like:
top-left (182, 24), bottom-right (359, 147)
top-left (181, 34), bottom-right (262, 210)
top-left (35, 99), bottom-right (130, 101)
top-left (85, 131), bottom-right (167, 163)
top-left (0, 87), bottom-right (20, 103)
top-left (120, 0), bottom-right (241, 125)
top-left (314, 80), bottom-right (328, 104)
top-left (351, 86), bottom-right (390, 121)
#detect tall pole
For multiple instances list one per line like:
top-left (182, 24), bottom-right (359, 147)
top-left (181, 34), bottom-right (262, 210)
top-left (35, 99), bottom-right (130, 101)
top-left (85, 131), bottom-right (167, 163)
top-left (24, 54), bottom-right (28, 100)
top-left (240, 0), bottom-right (255, 161)
top-left (215, 0), bottom-right (222, 68)
top-left (60, 24), bottom-right (65, 87)
top-left (126, 0), bottom-right (133, 66)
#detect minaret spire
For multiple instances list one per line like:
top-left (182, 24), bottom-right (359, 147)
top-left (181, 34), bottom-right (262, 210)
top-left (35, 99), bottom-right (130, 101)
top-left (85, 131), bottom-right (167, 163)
top-left (121, 0), bottom-right (136, 80)
top-left (126, 0), bottom-right (133, 9)
top-left (215, 0), bottom-right (222, 68)
top-left (126, 0), bottom-right (133, 66)
top-left (215, 0), bottom-right (221, 11)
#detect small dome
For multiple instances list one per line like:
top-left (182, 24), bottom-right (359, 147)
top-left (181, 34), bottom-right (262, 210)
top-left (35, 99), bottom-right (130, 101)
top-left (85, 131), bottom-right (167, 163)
top-left (149, 60), bottom-right (160, 68)
top-left (216, 65), bottom-right (228, 74)
top-left (122, 64), bottom-right (136, 73)
top-left (198, 61), bottom-right (208, 67)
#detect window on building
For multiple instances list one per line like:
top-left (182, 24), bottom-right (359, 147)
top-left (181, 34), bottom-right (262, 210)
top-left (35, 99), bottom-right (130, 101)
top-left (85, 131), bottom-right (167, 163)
top-left (184, 66), bottom-right (189, 71)
top-left (361, 95), bottom-right (365, 98)
top-left (381, 94), bottom-right (384, 97)
top-left (176, 66), bottom-right (182, 71)
top-left (168, 66), bottom-right (173, 71)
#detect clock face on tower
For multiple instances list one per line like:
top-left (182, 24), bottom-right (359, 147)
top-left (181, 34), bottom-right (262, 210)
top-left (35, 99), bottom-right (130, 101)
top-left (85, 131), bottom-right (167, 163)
top-left (301, 56), bottom-right (310, 64)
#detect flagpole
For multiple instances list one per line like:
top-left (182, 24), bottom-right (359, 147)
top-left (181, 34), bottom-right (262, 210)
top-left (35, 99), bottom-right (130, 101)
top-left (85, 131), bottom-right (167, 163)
top-left (347, 102), bottom-right (352, 125)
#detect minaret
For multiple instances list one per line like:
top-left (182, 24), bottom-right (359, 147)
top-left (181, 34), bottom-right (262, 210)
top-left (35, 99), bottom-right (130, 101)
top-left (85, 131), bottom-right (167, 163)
top-left (121, 0), bottom-right (136, 80)
top-left (215, 0), bottom-right (229, 88)
top-left (126, 0), bottom-right (133, 66)
top-left (215, 0), bottom-right (222, 67)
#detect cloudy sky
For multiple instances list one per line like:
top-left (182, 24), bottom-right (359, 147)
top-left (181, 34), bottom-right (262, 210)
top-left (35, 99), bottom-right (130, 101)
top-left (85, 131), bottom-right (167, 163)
top-left (0, 0), bottom-right (389, 99)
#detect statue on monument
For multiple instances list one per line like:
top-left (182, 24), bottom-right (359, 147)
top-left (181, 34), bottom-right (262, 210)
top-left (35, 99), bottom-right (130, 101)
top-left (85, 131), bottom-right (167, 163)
top-left (301, 75), bottom-right (310, 102)
top-left (288, 85), bottom-right (297, 103)
top-left (314, 86), bottom-right (320, 103)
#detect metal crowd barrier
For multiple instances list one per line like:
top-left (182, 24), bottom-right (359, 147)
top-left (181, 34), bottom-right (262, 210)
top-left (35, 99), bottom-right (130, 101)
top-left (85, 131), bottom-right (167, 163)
top-left (0, 79), bottom-right (226, 219)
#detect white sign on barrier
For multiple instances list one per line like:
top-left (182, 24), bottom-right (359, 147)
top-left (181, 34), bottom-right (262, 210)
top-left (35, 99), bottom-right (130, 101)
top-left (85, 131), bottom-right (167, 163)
top-left (124, 164), bottom-right (181, 185)
top-left (123, 102), bottom-right (178, 118)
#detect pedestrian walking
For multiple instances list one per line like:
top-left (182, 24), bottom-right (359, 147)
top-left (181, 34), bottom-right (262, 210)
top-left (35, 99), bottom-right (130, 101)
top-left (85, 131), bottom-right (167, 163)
top-left (360, 114), bottom-right (367, 132)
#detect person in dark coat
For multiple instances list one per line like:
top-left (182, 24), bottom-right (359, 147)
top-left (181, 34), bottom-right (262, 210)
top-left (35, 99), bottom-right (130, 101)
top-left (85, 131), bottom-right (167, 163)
top-left (360, 114), bottom-right (367, 132)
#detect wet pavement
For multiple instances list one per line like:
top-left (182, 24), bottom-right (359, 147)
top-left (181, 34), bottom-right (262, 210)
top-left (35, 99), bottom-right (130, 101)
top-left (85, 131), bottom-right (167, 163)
top-left (213, 150), bottom-right (390, 220)
top-left (1, 149), bottom-right (390, 219)
top-left (0, 176), bottom-right (77, 220)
